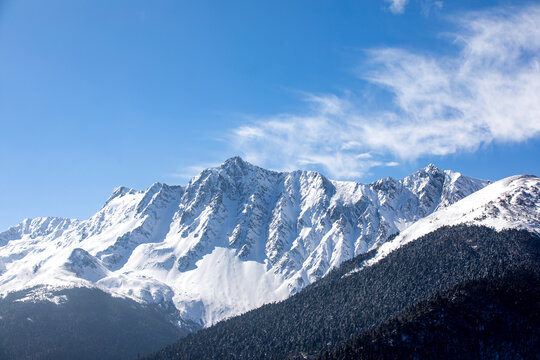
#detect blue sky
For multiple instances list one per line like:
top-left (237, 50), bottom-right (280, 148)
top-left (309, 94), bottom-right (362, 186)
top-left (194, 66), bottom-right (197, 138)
top-left (1, 0), bottom-right (539, 230)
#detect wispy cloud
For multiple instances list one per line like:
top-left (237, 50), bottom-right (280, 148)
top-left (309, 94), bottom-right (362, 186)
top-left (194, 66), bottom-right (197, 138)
top-left (232, 96), bottom-right (396, 178)
top-left (386, 0), bottom-right (409, 14)
top-left (231, 4), bottom-right (540, 179)
top-left (420, 0), bottom-right (443, 16)
top-left (169, 162), bottom-right (220, 182)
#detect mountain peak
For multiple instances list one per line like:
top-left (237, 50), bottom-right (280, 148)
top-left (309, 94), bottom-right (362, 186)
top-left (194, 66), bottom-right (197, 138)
top-left (405, 163), bottom-right (444, 181)
top-left (103, 186), bottom-right (139, 208)
top-left (221, 156), bottom-right (250, 168)
top-left (218, 156), bottom-right (263, 177)
top-left (424, 163), bottom-right (441, 173)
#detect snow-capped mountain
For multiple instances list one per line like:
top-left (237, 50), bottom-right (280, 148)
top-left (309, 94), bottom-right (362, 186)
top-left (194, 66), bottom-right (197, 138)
top-left (360, 174), bottom-right (540, 271)
top-left (0, 157), bottom-right (491, 327)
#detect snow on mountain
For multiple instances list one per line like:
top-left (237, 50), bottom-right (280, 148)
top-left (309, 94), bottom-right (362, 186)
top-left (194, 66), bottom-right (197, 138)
top-left (360, 174), bottom-right (540, 271)
top-left (0, 157), bottom-right (490, 327)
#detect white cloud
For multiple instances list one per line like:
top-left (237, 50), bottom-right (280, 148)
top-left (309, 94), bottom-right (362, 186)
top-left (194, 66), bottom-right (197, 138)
top-left (386, 0), bottom-right (444, 16)
top-left (230, 5), bottom-right (540, 179)
top-left (386, 0), bottom-right (409, 14)
top-left (420, 0), bottom-right (443, 16)
top-left (170, 162), bottom-right (219, 181)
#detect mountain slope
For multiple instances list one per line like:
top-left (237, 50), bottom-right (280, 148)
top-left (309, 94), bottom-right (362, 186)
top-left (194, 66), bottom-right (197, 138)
top-left (0, 158), bottom-right (489, 328)
top-left (149, 225), bottom-right (540, 359)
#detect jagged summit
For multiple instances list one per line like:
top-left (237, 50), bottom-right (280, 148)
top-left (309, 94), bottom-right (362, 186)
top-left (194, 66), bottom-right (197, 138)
top-left (102, 160), bottom-right (472, 209)
top-left (218, 158), bottom-right (447, 185)
top-left (424, 163), bottom-right (441, 172)
top-left (221, 155), bottom-right (252, 168)
top-left (103, 186), bottom-right (141, 207)
top-left (217, 156), bottom-right (272, 179)
top-left (409, 163), bottom-right (444, 180)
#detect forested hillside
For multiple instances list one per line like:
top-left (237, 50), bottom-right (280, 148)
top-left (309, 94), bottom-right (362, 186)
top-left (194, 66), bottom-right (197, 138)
top-left (320, 269), bottom-right (540, 359)
top-left (149, 225), bottom-right (540, 359)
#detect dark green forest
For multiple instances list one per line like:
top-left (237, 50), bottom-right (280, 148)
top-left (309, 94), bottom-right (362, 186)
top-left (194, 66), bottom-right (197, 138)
top-left (0, 287), bottom-right (192, 360)
top-left (320, 269), bottom-right (539, 359)
top-left (149, 225), bottom-right (540, 359)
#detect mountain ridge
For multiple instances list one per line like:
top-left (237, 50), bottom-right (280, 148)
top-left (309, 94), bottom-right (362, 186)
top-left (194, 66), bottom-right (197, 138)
top-left (0, 158), bottom-right (494, 328)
